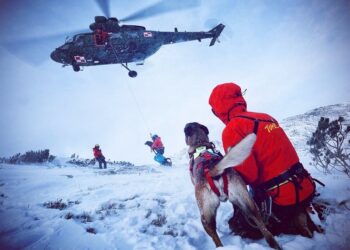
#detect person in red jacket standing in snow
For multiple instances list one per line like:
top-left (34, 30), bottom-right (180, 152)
top-left (93, 144), bottom-right (107, 169)
top-left (209, 82), bottom-right (321, 238)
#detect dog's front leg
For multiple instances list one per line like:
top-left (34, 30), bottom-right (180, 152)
top-left (195, 184), bottom-right (222, 247)
top-left (227, 173), bottom-right (282, 250)
top-left (293, 210), bottom-right (315, 238)
top-left (306, 209), bottom-right (324, 234)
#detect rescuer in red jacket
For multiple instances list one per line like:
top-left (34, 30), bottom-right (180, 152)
top-left (209, 82), bottom-right (317, 237)
top-left (151, 134), bottom-right (165, 155)
top-left (93, 144), bottom-right (107, 169)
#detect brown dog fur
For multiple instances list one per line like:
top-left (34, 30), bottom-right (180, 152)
top-left (184, 122), bottom-right (281, 249)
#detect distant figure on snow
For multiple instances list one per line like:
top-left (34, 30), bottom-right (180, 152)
top-left (144, 134), bottom-right (172, 166)
top-left (93, 144), bottom-right (107, 169)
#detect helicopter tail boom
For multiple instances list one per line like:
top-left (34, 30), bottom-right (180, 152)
top-left (209, 24), bottom-right (225, 46)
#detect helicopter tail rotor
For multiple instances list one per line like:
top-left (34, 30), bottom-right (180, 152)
top-left (209, 24), bottom-right (225, 46)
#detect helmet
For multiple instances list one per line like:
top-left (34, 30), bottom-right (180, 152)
top-left (95, 144), bottom-right (100, 148)
top-left (151, 134), bottom-right (158, 140)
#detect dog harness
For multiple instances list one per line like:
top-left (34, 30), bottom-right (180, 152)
top-left (189, 146), bottom-right (229, 198)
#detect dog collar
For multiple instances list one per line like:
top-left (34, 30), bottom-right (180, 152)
top-left (193, 146), bottom-right (214, 159)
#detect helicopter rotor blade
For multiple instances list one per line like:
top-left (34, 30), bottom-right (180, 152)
top-left (120, 0), bottom-right (200, 22)
top-left (95, 0), bottom-right (111, 18)
top-left (0, 29), bottom-right (90, 65)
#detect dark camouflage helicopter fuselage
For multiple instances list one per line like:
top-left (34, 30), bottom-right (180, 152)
top-left (50, 23), bottom-right (224, 77)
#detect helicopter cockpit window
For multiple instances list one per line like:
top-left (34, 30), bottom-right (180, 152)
top-left (65, 36), bottom-right (74, 43)
top-left (74, 35), bottom-right (84, 41)
top-left (61, 44), bottom-right (70, 50)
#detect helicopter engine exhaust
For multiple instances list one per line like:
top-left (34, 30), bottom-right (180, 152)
top-left (89, 16), bottom-right (120, 32)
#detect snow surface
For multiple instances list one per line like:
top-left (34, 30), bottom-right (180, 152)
top-left (1, 104), bottom-right (350, 250)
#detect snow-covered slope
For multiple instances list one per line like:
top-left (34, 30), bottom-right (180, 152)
top-left (0, 103), bottom-right (350, 250)
top-left (281, 102), bottom-right (350, 157)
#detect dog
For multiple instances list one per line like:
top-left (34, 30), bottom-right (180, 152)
top-left (184, 122), bottom-right (281, 250)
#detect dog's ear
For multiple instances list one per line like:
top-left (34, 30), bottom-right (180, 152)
top-left (184, 123), bottom-right (194, 137)
top-left (199, 124), bottom-right (209, 135)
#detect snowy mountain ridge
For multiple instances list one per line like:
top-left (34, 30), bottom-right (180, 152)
top-left (281, 102), bottom-right (350, 157)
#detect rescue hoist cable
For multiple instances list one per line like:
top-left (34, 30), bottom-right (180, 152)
top-left (109, 35), bottom-right (151, 134)
top-left (124, 81), bottom-right (152, 135)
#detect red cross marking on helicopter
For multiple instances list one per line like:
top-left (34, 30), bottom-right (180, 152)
top-left (143, 32), bottom-right (153, 37)
top-left (74, 56), bottom-right (87, 63)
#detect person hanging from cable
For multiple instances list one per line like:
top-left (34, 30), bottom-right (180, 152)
top-left (93, 144), bottom-right (107, 169)
top-left (145, 134), bottom-right (172, 166)
top-left (150, 134), bottom-right (165, 155)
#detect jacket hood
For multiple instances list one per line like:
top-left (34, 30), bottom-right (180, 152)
top-left (209, 82), bottom-right (247, 124)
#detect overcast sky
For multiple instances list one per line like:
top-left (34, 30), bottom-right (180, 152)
top-left (0, 0), bottom-right (349, 164)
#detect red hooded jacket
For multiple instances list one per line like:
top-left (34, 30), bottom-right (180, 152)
top-left (209, 83), bottom-right (315, 206)
top-left (93, 147), bottom-right (103, 158)
top-left (151, 137), bottom-right (164, 150)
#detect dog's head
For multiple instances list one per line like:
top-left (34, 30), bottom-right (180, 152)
top-left (184, 122), bottom-right (210, 147)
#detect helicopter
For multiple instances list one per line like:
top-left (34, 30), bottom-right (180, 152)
top-left (49, 1), bottom-right (225, 77)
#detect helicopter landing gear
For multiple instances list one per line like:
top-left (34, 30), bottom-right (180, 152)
top-left (128, 70), bottom-right (137, 78)
top-left (108, 40), bottom-right (137, 78)
top-left (121, 63), bottom-right (137, 78)
top-left (72, 63), bottom-right (80, 72)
